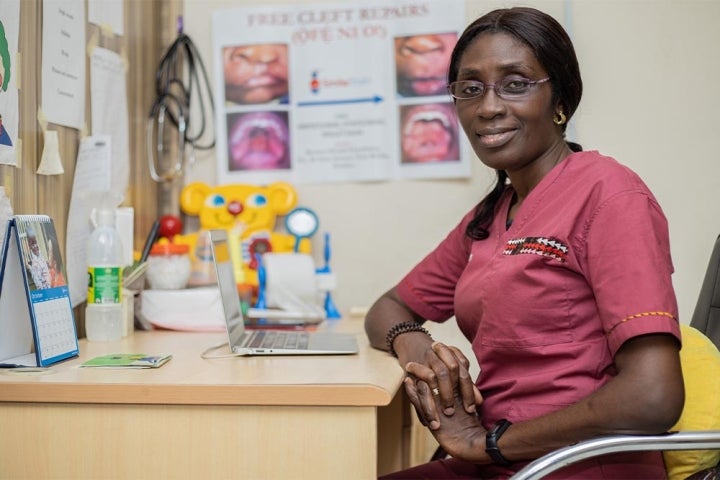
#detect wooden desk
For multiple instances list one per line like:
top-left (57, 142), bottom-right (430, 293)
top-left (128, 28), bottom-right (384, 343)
top-left (0, 319), bottom-right (409, 479)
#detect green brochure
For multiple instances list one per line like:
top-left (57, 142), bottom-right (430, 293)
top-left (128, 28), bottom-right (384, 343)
top-left (80, 353), bottom-right (172, 369)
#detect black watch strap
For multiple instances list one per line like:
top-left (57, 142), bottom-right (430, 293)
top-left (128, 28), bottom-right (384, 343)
top-left (485, 419), bottom-right (512, 466)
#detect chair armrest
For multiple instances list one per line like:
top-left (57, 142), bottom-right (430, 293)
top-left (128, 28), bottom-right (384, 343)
top-left (510, 431), bottom-right (720, 480)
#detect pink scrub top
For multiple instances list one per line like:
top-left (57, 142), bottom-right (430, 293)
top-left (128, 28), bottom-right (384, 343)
top-left (397, 151), bottom-right (681, 478)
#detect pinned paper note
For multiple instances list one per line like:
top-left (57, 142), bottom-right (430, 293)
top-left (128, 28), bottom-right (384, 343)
top-left (36, 130), bottom-right (64, 175)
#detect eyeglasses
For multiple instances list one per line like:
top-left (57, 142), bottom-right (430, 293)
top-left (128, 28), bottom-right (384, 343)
top-left (447, 76), bottom-right (550, 101)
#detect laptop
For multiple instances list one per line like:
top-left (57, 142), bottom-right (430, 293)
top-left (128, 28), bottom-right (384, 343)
top-left (208, 229), bottom-right (359, 356)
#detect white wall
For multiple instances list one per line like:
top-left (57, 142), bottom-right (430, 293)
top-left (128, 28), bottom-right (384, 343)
top-left (570, 0), bottom-right (720, 324)
top-left (182, 0), bottom-right (720, 324)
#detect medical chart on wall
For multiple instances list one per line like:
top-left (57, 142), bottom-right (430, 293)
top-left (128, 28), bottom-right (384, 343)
top-left (0, 0), bottom-right (20, 166)
top-left (41, 0), bottom-right (86, 130)
top-left (212, 0), bottom-right (469, 185)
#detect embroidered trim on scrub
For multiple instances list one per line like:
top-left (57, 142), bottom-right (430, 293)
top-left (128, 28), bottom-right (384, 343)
top-left (503, 236), bottom-right (568, 262)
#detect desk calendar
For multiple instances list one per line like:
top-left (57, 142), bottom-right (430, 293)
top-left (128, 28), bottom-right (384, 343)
top-left (0, 215), bottom-right (79, 367)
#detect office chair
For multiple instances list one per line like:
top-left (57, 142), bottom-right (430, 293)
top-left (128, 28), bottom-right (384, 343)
top-left (510, 324), bottom-right (720, 480)
top-left (691, 234), bottom-right (720, 348)
top-left (511, 234), bottom-right (720, 480)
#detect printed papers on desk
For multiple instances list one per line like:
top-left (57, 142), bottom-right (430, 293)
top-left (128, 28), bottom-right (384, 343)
top-left (81, 353), bottom-right (172, 368)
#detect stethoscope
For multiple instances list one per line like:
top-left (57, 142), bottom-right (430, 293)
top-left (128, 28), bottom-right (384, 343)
top-left (146, 93), bottom-right (188, 183)
top-left (146, 17), bottom-right (214, 183)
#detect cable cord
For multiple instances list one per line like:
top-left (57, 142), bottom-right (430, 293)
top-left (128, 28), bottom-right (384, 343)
top-left (200, 341), bottom-right (237, 360)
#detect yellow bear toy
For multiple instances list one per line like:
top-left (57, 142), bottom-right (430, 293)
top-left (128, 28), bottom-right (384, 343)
top-left (174, 181), bottom-right (311, 287)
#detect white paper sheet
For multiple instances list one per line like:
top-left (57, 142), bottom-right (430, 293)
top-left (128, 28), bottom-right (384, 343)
top-left (90, 47), bottom-right (129, 198)
top-left (88, 0), bottom-right (124, 36)
top-left (65, 135), bottom-right (112, 307)
top-left (41, 0), bottom-right (86, 130)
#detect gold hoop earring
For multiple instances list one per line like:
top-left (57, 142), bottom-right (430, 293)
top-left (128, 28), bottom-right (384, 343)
top-left (553, 111), bottom-right (567, 126)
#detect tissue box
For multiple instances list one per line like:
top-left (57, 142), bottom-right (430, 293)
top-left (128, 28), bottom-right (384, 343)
top-left (140, 287), bottom-right (225, 331)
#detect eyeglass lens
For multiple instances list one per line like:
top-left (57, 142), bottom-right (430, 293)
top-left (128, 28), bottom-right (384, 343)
top-left (449, 76), bottom-right (548, 100)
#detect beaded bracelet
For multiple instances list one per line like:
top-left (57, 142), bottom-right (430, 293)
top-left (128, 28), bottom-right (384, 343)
top-left (385, 321), bottom-right (432, 358)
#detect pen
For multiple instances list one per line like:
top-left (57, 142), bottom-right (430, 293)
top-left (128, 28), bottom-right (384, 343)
top-left (140, 219), bottom-right (161, 263)
top-left (0, 363), bottom-right (48, 370)
top-left (0, 363), bottom-right (24, 368)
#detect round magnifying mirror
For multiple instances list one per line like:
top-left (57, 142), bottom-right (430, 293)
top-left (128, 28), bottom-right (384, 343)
top-left (285, 207), bottom-right (319, 252)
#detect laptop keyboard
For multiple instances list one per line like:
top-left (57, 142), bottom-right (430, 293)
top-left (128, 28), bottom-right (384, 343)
top-left (249, 330), bottom-right (310, 350)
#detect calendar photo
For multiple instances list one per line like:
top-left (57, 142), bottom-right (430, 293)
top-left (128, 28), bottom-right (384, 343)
top-left (16, 217), bottom-right (67, 291)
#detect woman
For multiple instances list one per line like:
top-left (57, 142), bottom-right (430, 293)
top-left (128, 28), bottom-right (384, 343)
top-left (365, 7), bottom-right (684, 479)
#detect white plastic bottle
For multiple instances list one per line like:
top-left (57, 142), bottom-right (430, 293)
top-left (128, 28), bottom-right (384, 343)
top-left (85, 208), bottom-right (124, 341)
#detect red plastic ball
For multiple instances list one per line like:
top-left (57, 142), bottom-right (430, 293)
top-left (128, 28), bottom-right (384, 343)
top-left (158, 214), bottom-right (183, 239)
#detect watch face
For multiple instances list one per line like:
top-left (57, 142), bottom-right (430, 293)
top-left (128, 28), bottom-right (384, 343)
top-left (491, 419), bottom-right (512, 434)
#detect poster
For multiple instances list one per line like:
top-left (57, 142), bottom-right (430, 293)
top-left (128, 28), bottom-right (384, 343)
top-left (0, 0), bottom-right (19, 166)
top-left (212, 0), bottom-right (469, 185)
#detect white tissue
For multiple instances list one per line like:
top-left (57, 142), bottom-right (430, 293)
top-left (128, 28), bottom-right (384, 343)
top-left (263, 253), bottom-right (323, 315)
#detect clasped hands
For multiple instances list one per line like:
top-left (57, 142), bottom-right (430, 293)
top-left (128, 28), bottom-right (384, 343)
top-left (404, 342), bottom-right (488, 462)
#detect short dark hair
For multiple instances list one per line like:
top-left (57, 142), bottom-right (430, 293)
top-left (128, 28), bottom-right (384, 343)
top-left (448, 7), bottom-right (582, 127)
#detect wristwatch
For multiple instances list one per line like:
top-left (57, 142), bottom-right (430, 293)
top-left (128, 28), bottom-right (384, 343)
top-left (485, 419), bottom-right (512, 466)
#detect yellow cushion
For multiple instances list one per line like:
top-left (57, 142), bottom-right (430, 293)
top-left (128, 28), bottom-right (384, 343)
top-left (663, 324), bottom-right (720, 480)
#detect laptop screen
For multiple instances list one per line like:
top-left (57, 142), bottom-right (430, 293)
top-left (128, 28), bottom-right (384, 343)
top-left (208, 229), bottom-right (246, 347)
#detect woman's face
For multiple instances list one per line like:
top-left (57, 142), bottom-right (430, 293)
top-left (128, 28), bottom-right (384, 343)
top-left (454, 32), bottom-right (562, 173)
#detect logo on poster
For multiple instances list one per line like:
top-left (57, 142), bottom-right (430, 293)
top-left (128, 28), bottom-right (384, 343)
top-left (310, 71), bottom-right (320, 93)
top-left (308, 70), bottom-right (370, 95)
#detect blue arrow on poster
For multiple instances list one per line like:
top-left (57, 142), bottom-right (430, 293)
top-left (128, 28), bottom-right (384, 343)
top-left (297, 95), bottom-right (384, 107)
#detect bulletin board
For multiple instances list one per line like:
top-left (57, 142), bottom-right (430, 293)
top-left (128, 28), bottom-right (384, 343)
top-left (0, 0), bottom-right (183, 337)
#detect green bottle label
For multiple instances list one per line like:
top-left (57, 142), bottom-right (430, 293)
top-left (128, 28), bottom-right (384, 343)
top-left (87, 267), bottom-right (123, 304)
